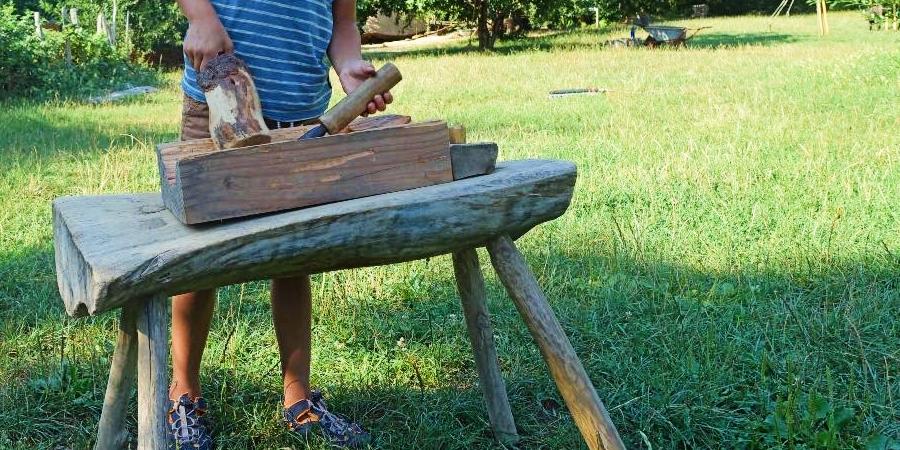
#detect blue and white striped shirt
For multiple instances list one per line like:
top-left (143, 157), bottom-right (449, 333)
top-left (182, 0), bottom-right (334, 122)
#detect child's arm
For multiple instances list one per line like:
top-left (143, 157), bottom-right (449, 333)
top-left (329, 0), bottom-right (392, 114)
top-left (177, 0), bottom-right (233, 71)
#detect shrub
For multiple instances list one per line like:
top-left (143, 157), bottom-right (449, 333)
top-left (0, 4), bottom-right (155, 99)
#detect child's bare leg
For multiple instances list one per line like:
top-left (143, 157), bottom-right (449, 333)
top-left (170, 289), bottom-right (216, 399)
top-left (271, 275), bottom-right (313, 406)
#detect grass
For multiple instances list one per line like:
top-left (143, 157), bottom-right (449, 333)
top-left (1, 11), bottom-right (899, 450)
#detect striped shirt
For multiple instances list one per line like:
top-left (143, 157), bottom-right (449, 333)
top-left (182, 0), bottom-right (334, 122)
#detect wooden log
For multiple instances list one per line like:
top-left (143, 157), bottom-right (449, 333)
top-left (53, 159), bottom-right (576, 317)
top-left (486, 236), bottom-right (625, 450)
top-left (158, 121), bottom-right (453, 224)
top-left (197, 54), bottom-right (271, 150)
top-left (95, 303), bottom-right (138, 450)
top-left (136, 294), bottom-right (169, 450)
top-left (452, 248), bottom-right (519, 444)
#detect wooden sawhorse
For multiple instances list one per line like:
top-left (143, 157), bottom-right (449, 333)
top-left (53, 160), bottom-right (625, 450)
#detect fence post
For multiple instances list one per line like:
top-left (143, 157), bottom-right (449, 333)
top-left (33, 11), bottom-right (43, 40)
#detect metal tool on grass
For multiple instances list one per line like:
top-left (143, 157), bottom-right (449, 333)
top-left (299, 63), bottom-right (402, 140)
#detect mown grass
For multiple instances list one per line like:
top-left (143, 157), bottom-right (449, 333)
top-left (1, 11), bottom-right (898, 450)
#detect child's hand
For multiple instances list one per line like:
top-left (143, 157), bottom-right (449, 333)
top-left (184, 16), bottom-right (234, 72)
top-left (338, 60), bottom-right (393, 115)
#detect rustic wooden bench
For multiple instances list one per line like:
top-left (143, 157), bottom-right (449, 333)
top-left (53, 159), bottom-right (625, 450)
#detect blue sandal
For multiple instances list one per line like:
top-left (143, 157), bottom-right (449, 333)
top-left (283, 390), bottom-right (371, 448)
top-left (167, 394), bottom-right (214, 450)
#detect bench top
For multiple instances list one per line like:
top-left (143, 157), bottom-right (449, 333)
top-left (53, 159), bottom-right (576, 317)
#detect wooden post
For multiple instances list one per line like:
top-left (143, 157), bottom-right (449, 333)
top-left (95, 303), bottom-right (139, 450)
top-left (110, 0), bottom-right (118, 45)
top-left (33, 12), bottom-right (43, 40)
top-left (69, 8), bottom-right (79, 26)
top-left (453, 248), bottom-right (519, 444)
top-left (136, 294), bottom-right (169, 450)
top-left (486, 235), bottom-right (625, 450)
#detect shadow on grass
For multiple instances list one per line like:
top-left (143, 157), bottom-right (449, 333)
top-left (687, 32), bottom-right (802, 48)
top-left (1, 237), bottom-right (898, 448)
top-left (363, 30), bottom-right (610, 60)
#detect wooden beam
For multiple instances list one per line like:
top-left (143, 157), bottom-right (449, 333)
top-left (136, 294), bottom-right (169, 450)
top-left (159, 122), bottom-right (453, 224)
top-left (53, 160), bottom-right (576, 317)
top-left (95, 303), bottom-right (138, 450)
top-left (452, 248), bottom-right (519, 444)
top-left (486, 236), bottom-right (625, 450)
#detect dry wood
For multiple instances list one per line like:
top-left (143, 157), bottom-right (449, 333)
top-left (156, 114), bottom-right (412, 185)
top-left (136, 294), bottom-right (169, 450)
top-left (161, 121), bottom-right (452, 224)
top-left (198, 54), bottom-right (271, 150)
top-left (452, 248), bottom-right (519, 444)
top-left (54, 159), bottom-right (576, 317)
top-left (486, 235), bottom-right (625, 450)
top-left (95, 303), bottom-right (138, 450)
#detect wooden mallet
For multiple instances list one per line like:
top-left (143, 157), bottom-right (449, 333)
top-left (299, 63), bottom-right (402, 140)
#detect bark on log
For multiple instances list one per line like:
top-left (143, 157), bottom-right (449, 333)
top-left (95, 303), bottom-right (138, 450)
top-left (136, 294), bottom-right (169, 450)
top-left (198, 54), bottom-right (271, 150)
top-left (486, 236), bottom-right (625, 450)
top-left (53, 160), bottom-right (576, 317)
top-left (452, 248), bottom-right (519, 444)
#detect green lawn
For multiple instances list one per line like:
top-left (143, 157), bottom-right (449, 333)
top-left (1, 11), bottom-right (898, 450)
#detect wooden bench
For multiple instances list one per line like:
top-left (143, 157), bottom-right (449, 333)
top-left (53, 159), bottom-right (625, 450)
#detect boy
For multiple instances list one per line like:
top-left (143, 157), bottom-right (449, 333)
top-left (171, 0), bottom-right (391, 448)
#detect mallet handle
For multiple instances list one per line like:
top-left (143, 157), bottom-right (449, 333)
top-left (319, 63), bottom-right (402, 134)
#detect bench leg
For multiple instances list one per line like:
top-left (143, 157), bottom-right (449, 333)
top-left (136, 294), bottom-right (170, 450)
top-left (95, 304), bottom-right (139, 450)
top-left (486, 236), bottom-right (625, 450)
top-left (452, 248), bottom-right (519, 445)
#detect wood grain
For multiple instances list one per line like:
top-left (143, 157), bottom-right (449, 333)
top-left (486, 236), bottom-right (625, 450)
top-left (164, 121), bottom-right (453, 224)
top-left (452, 248), bottom-right (519, 444)
top-left (95, 303), bottom-right (138, 450)
top-left (198, 54), bottom-right (270, 150)
top-left (136, 294), bottom-right (169, 450)
top-left (53, 160), bottom-right (576, 317)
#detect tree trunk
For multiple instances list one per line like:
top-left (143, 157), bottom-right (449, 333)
top-left (476, 0), bottom-right (491, 49)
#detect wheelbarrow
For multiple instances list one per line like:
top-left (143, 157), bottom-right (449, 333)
top-left (631, 23), bottom-right (710, 47)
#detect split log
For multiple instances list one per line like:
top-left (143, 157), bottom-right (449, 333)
top-left (157, 122), bottom-right (453, 224)
top-left (53, 159), bottom-right (576, 317)
top-left (197, 54), bottom-right (271, 150)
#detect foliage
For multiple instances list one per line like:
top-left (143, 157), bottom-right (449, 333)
top-left (0, 4), bottom-right (154, 99)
